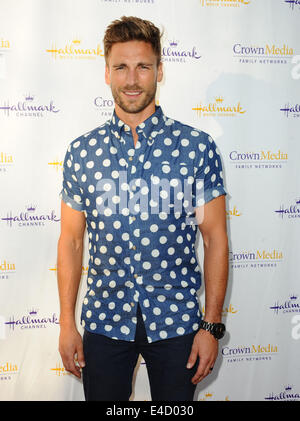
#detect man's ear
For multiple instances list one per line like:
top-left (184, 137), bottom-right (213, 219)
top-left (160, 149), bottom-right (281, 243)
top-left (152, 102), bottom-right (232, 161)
top-left (105, 64), bottom-right (111, 85)
top-left (157, 61), bottom-right (163, 83)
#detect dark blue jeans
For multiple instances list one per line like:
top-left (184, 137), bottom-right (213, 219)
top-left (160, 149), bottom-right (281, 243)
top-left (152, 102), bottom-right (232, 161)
top-left (82, 304), bottom-right (198, 401)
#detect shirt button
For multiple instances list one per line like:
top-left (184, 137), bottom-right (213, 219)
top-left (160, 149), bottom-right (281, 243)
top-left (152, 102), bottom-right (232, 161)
top-left (132, 245), bottom-right (137, 250)
top-left (134, 274), bottom-right (138, 278)
top-left (132, 216), bottom-right (136, 221)
top-left (129, 156), bottom-right (133, 161)
top-left (130, 302), bottom-right (135, 307)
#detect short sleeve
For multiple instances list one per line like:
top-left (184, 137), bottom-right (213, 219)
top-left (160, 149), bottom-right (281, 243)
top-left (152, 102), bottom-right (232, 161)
top-left (59, 144), bottom-right (85, 212)
top-left (192, 134), bottom-right (227, 208)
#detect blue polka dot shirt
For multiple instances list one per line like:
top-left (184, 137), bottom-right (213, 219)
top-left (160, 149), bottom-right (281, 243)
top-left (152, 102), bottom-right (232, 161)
top-left (60, 106), bottom-right (227, 342)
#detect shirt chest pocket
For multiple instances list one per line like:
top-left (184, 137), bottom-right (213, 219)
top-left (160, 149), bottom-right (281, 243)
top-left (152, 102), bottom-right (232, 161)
top-left (149, 162), bottom-right (195, 214)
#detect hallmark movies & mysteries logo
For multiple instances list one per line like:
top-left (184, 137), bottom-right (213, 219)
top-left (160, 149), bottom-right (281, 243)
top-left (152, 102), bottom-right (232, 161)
top-left (193, 97), bottom-right (245, 118)
top-left (46, 39), bottom-right (104, 60)
top-left (200, 0), bottom-right (250, 7)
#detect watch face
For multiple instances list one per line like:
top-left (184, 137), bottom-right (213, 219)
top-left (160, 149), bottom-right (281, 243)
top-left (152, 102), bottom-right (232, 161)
top-left (212, 323), bottom-right (226, 339)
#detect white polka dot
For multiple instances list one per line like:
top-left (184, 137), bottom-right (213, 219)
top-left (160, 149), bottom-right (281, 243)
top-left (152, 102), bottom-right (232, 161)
top-left (159, 330), bottom-right (168, 339)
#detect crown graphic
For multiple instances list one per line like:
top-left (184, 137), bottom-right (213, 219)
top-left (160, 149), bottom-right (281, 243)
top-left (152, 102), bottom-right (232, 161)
top-left (285, 385), bottom-right (292, 391)
top-left (296, 199), bottom-right (300, 204)
top-left (215, 96), bottom-right (224, 103)
top-left (29, 308), bottom-right (38, 315)
top-left (26, 204), bottom-right (36, 212)
top-left (290, 294), bottom-right (298, 300)
top-left (169, 39), bottom-right (178, 47)
top-left (25, 94), bottom-right (34, 101)
top-left (72, 39), bottom-right (81, 44)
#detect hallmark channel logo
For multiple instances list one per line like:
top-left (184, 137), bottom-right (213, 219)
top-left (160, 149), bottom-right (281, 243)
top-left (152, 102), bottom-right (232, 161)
top-left (233, 43), bottom-right (294, 65)
top-left (284, 0), bottom-right (300, 11)
top-left (46, 39), bottom-right (104, 60)
top-left (229, 149), bottom-right (288, 170)
top-left (192, 97), bottom-right (245, 118)
top-left (200, 0), bottom-right (250, 7)
top-left (162, 39), bottom-right (201, 64)
top-left (280, 103), bottom-right (300, 118)
top-left (222, 343), bottom-right (278, 364)
top-left (94, 96), bottom-right (114, 118)
top-left (265, 385), bottom-right (300, 401)
top-left (274, 198), bottom-right (300, 219)
top-left (0, 94), bottom-right (60, 117)
top-left (230, 248), bottom-right (283, 270)
top-left (1, 204), bottom-right (60, 228)
top-left (269, 294), bottom-right (300, 315)
top-left (4, 308), bottom-right (59, 332)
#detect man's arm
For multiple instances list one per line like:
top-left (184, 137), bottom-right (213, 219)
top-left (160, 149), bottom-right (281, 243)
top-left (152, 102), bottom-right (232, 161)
top-left (186, 195), bottom-right (229, 384)
top-left (57, 200), bottom-right (86, 378)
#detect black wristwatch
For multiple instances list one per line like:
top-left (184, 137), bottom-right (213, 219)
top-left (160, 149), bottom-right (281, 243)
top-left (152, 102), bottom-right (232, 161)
top-left (199, 320), bottom-right (226, 340)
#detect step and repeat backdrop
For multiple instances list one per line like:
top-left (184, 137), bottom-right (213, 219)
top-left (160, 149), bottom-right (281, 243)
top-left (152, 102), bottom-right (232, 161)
top-left (0, 0), bottom-right (300, 401)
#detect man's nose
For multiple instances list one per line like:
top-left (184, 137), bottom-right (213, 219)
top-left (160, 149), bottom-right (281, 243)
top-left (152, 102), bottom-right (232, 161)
top-left (126, 68), bottom-right (138, 86)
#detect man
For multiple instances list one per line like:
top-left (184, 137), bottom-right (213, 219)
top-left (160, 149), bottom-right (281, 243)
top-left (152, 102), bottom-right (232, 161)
top-left (57, 16), bottom-right (228, 401)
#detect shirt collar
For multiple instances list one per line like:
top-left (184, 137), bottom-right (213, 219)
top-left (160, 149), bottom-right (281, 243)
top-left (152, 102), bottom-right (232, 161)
top-left (110, 105), bottom-right (166, 141)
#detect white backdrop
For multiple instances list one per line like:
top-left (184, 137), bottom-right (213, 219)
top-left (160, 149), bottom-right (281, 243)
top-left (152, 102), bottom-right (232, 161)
top-left (1, 0), bottom-right (300, 401)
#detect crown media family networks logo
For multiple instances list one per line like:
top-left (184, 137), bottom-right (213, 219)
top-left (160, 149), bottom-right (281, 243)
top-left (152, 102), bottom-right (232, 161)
top-left (233, 42), bottom-right (295, 65)
top-left (229, 149), bottom-right (288, 170)
top-left (0, 259), bottom-right (15, 281)
top-left (0, 151), bottom-right (13, 174)
top-left (230, 248), bottom-right (283, 270)
top-left (0, 362), bottom-right (19, 382)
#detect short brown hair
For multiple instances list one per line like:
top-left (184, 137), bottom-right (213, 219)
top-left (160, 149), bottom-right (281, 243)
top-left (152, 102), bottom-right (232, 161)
top-left (104, 16), bottom-right (162, 64)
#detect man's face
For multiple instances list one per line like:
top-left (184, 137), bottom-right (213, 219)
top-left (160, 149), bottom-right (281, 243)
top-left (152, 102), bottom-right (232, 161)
top-left (105, 40), bottom-right (163, 115)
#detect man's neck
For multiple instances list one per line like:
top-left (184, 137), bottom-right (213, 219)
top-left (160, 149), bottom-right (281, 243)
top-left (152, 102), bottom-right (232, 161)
top-left (115, 102), bottom-right (156, 132)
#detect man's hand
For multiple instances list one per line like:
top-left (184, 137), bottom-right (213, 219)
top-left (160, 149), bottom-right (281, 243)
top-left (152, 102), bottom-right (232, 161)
top-left (59, 326), bottom-right (85, 378)
top-left (186, 329), bottom-right (218, 384)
